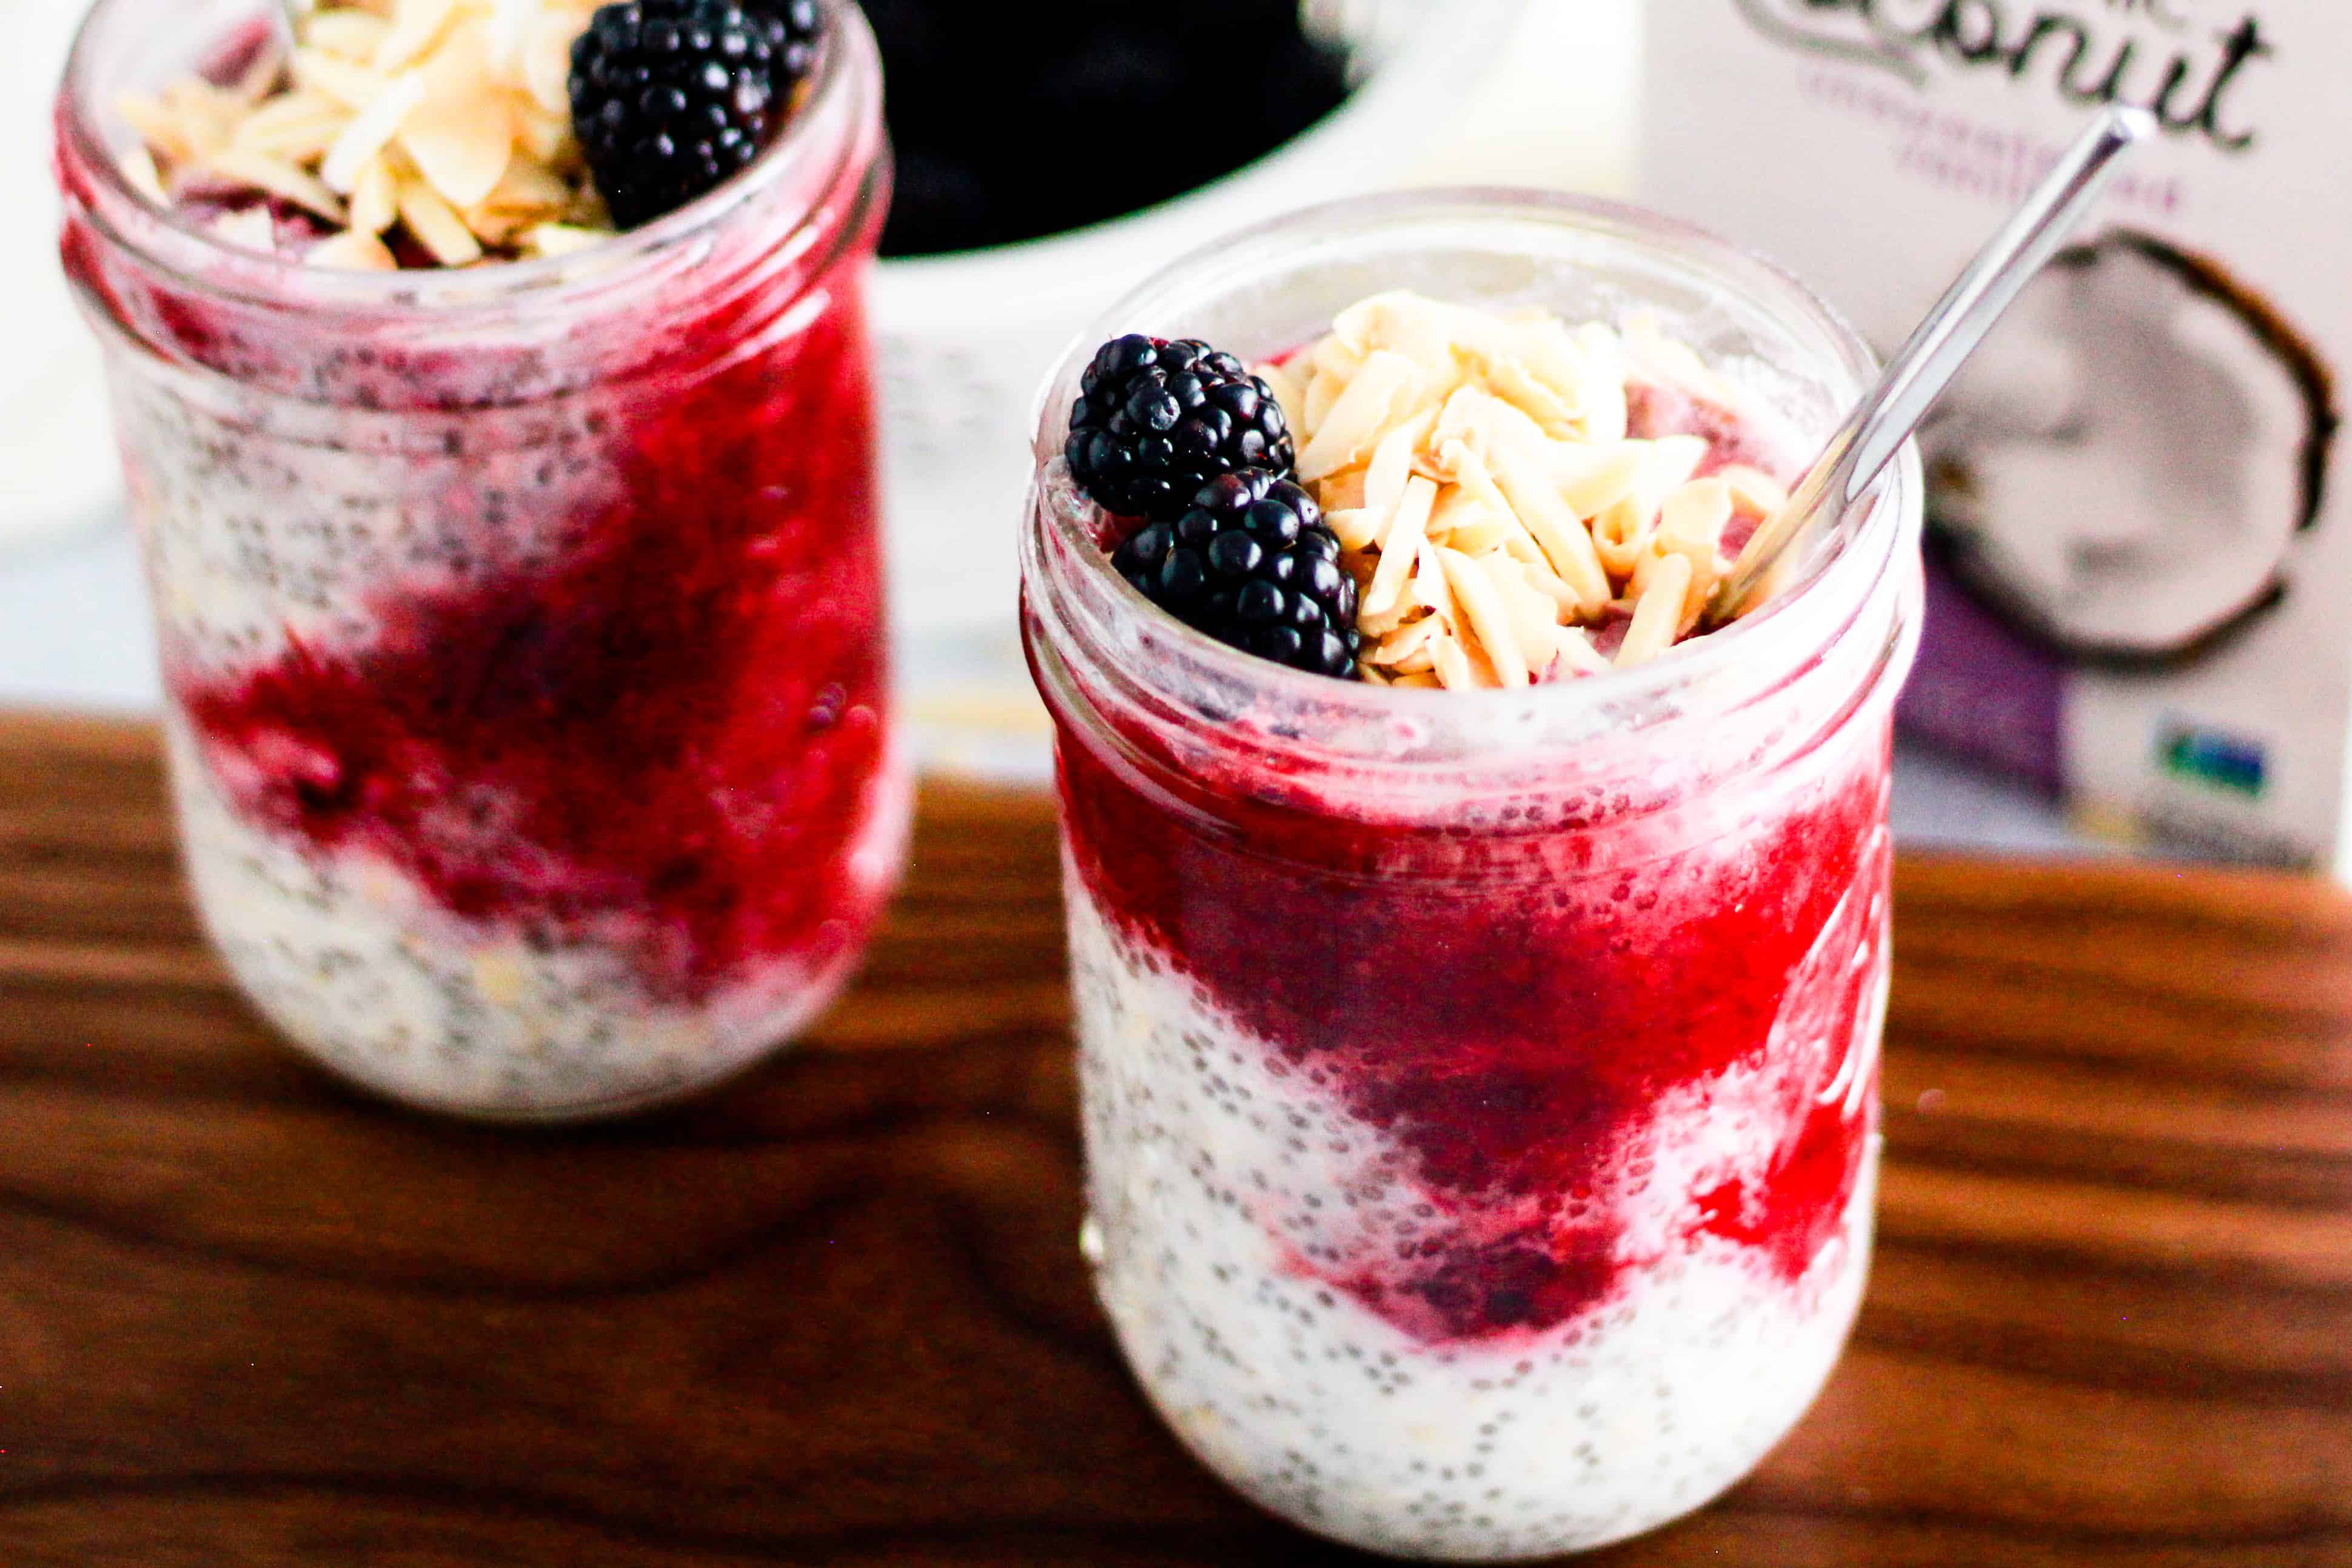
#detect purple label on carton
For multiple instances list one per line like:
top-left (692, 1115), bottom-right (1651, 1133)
top-left (1897, 555), bottom-right (2065, 797)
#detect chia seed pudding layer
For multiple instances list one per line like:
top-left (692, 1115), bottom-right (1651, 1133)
top-left (57, 0), bottom-right (902, 1118)
top-left (1053, 670), bottom-right (1893, 1556)
top-left (1067, 869), bottom-right (1880, 1559)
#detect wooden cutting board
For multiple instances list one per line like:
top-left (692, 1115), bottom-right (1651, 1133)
top-left (4, 709), bottom-right (2348, 1566)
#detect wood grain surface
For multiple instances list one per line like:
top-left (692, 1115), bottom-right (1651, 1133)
top-left (4, 709), bottom-right (2351, 1566)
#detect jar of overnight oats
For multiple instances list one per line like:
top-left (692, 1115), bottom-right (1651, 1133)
top-left (54, 0), bottom-right (906, 1119)
top-left (1022, 190), bottom-right (1923, 1558)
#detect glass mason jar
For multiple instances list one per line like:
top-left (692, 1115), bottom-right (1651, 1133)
top-left (1022, 190), bottom-right (1922, 1559)
top-left (55, 0), bottom-right (906, 1120)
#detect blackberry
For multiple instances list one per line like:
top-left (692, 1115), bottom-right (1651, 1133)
top-left (1066, 335), bottom-right (1296, 520)
top-left (570, 0), bottom-right (810, 230)
top-left (1112, 472), bottom-right (1361, 680)
top-left (742, 0), bottom-right (822, 82)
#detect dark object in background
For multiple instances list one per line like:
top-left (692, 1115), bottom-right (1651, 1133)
top-left (866, 0), bottom-right (1354, 257)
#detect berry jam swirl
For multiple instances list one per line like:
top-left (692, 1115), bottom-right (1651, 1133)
top-left (1056, 706), bottom-right (1889, 1347)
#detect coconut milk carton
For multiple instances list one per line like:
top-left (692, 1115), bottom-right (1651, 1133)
top-left (1643, 0), bottom-right (2347, 869)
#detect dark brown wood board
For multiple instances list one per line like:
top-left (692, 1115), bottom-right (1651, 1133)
top-left (4, 709), bottom-right (2351, 1566)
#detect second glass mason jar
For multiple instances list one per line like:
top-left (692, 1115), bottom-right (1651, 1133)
top-left (55, 0), bottom-right (905, 1119)
top-left (1022, 191), bottom-right (1923, 1558)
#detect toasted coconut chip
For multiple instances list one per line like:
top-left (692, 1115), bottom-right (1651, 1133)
top-left (1430, 630), bottom-right (1477, 691)
top-left (1325, 507), bottom-right (1382, 554)
top-left (306, 8), bottom-right (395, 59)
top-left (523, 10), bottom-right (583, 112)
top-left (1299, 349), bottom-right (1419, 481)
top-left (376, 0), bottom-right (460, 72)
top-left (1717, 463), bottom-right (1790, 518)
top-left (1656, 477), bottom-right (1734, 563)
top-left (1438, 545), bottom-right (1528, 687)
top-left (232, 45), bottom-right (284, 101)
top-left (1490, 555), bottom-right (1564, 678)
top-left (347, 153), bottom-right (399, 232)
top-left (1368, 614), bottom-right (1441, 667)
top-left (1412, 537), bottom-right (1458, 625)
top-left (199, 149), bottom-right (347, 220)
top-left (1618, 551), bottom-right (1694, 668)
top-left (1303, 367), bottom-right (1349, 436)
top-left (118, 92), bottom-right (220, 165)
top-left (1310, 331), bottom-right (1365, 384)
top-left (236, 104), bottom-right (353, 164)
top-left (395, 170), bottom-right (483, 263)
top-left (516, 107), bottom-right (574, 166)
top-left (117, 142), bottom-right (169, 203)
top-left (1362, 472), bottom-right (1437, 622)
top-left (1363, 406), bottom-right (1435, 518)
top-left (1551, 440), bottom-right (1647, 518)
top-left (399, 24), bottom-right (512, 209)
top-left (521, 221), bottom-right (610, 256)
top-left (1315, 465), bottom-right (1369, 514)
top-left (1590, 494), bottom-right (1652, 580)
top-left (1487, 357), bottom-right (1580, 437)
top-left (306, 226), bottom-right (400, 269)
top-left (1554, 626), bottom-right (1611, 678)
top-left (293, 47), bottom-right (393, 111)
top-left (320, 69), bottom-right (423, 190)
top-left (209, 205), bottom-right (278, 252)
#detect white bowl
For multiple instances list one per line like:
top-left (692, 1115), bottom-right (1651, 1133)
top-left (869, 0), bottom-right (1528, 769)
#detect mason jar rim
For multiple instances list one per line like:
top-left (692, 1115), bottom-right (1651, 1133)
top-left (56, 0), bottom-right (878, 322)
top-left (1023, 186), bottom-right (1923, 771)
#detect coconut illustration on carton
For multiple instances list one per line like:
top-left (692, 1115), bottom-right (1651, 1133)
top-left (1924, 231), bottom-right (2339, 664)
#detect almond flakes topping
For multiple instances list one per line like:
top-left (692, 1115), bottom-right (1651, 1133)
top-left (115, 0), bottom-right (617, 268)
top-left (1256, 291), bottom-right (1801, 689)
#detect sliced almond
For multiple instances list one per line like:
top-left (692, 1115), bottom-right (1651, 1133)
top-left (346, 153), bottom-right (398, 233)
